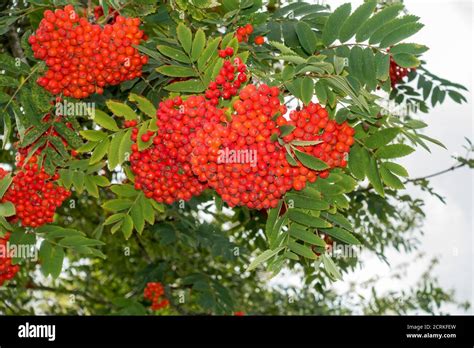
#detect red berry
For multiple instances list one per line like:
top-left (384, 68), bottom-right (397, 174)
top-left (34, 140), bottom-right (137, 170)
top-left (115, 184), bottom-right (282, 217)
top-left (254, 36), bottom-right (265, 45)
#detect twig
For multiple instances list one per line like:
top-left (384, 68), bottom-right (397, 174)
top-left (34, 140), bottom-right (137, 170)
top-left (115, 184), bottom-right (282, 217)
top-left (7, 26), bottom-right (26, 63)
top-left (354, 162), bottom-right (469, 194)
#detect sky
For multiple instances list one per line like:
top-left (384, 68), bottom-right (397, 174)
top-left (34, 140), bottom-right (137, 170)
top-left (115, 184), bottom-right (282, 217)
top-left (271, 0), bottom-right (473, 314)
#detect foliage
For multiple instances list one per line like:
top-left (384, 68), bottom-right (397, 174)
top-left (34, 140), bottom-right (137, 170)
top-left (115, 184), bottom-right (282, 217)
top-left (0, 0), bottom-right (471, 315)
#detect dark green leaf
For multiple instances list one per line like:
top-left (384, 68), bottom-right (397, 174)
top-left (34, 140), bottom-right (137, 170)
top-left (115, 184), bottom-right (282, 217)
top-left (339, 1), bottom-right (376, 43)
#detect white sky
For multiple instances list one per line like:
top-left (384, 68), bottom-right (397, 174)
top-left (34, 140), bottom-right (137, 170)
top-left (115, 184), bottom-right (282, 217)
top-left (271, 0), bottom-right (473, 314)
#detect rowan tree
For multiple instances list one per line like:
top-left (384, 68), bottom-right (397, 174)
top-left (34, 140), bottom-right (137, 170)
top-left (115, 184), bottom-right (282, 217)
top-left (0, 0), bottom-right (471, 315)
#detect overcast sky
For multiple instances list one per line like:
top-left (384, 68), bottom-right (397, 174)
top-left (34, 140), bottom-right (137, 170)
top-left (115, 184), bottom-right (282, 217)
top-left (272, 0), bottom-right (473, 314)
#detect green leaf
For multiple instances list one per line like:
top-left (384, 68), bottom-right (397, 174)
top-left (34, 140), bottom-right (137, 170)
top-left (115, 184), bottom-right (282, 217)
top-left (321, 227), bottom-right (360, 245)
top-left (59, 236), bottom-right (104, 247)
top-left (84, 176), bottom-right (99, 198)
top-left (106, 101), bottom-right (138, 120)
top-left (390, 43), bottom-right (429, 55)
top-left (102, 199), bottom-right (133, 211)
top-left (140, 196), bottom-right (155, 225)
top-left (104, 213), bottom-right (125, 225)
top-left (39, 241), bottom-right (53, 277)
top-left (121, 215), bottom-right (134, 239)
top-left (128, 94), bottom-right (157, 118)
top-left (157, 45), bottom-right (190, 63)
top-left (269, 41), bottom-right (298, 56)
top-left (49, 245), bottom-right (65, 279)
top-left (288, 210), bottom-right (332, 228)
top-left (321, 254), bottom-right (343, 280)
top-left (108, 132), bottom-right (125, 170)
top-left (293, 149), bottom-right (329, 171)
top-left (191, 29), bottom-right (206, 62)
top-left (392, 53), bottom-right (420, 68)
top-left (131, 203), bottom-right (144, 234)
top-left (288, 240), bottom-right (317, 259)
top-left (382, 162), bottom-right (409, 177)
top-left (365, 127), bottom-right (400, 148)
top-left (418, 133), bottom-right (447, 149)
top-left (285, 193), bottom-right (329, 210)
top-left (348, 46), bottom-right (364, 84)
top-left (376, 144), bottom-right (415, 159)
top-left (0, 75), bottom-right (19, 87)
top-left (380, 22), bottom-right (424, 48)
top-left (0, 202), bottom-right (15, 217)
top-left (322, 3), bottom-right (352, 46)
top-left (289, 226), bottom-right (325, 246)
top-left (0, 174), bottom-right (13, 199)
top-left (71, 171), bottom-right (85, 194)
top-left (80, 130), bottom-right (108, 142)
top-left (380, 165), bottom-right (405, 189)
top-left (279, 125), bottom-right (295, 137)
top-left (279, 55), bottom-right (307, 65)
top-left (375, 52), bottom-right (390, 81)
top-left (356, 3), bottom-right (404, 42)
top-left (89, 139), bottom-right (110, 164)
top-left (110, 184), bottom-right (138, 198)
top-left (300, 77), bottom-right (314, 105)
top-left (20, 123), bottom-right (50, 148)
top-left (177, 23), bottom-right (192, 54)
top-left (362, 47), bottom-right (377, 90)
top-left (295, 22), bottom-right (317, 54)
top-left (339, 1), bottom-right (376, 43)
top-left (314, 80), bottom-right (327, 104)
top-left (247, 246), bottom-right (284, 271)
top-left (349, 144), bottom-right (369, 180)
top-left (165, 78), bottom-right (206, 93)
top-left (156, 65), bottom-right (198, 77)
top-left (369, 15), bottom-right (420, 45)
top-left (198, 37), bottom-right (221, 71)
top-left (89, 109), bottom-right (119, 131)
top-left (119, 129), bottom-right (133, 165)
top-left (367, 156), bottom-right (384, 196)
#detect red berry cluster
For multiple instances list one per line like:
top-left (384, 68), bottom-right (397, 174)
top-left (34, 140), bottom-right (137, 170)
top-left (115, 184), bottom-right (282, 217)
top-left (389, 56), bottom-right (409, 87)
top-left (205, 49), bottom-right (247, 104)
top-left (235, 24), bottom-right (253, 42)
top-left (282, 103), bottom-right (355, 190)
top-left (130, 95), bottom-right (225, 204)
top-left (0, 232), bottom-right (20, 286)
top-left (144, 282), bottom-right (169, 311)
top-left (1, 159), bottom-right (71, 228)
top-left (191, 84), bottom-right (294, 209)
top-left (29, 5), bottom-right (148, 99)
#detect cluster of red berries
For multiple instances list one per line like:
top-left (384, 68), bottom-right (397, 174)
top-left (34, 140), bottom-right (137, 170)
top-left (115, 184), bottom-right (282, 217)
top-left (0, 232), bottom-right (20, 286)
top-left (205, 48), bottom-right (247, 104)
top-left (282, 103), bottom-right (355, 190)
top-left (130, 95), bottom-right (225, 204)
top-left (389, 56), bottom-right (410, 87)
top-left (191, 83), bottom-right (295, 209)
top-left (0, 158), bottom-right (71, 228)
top-left (29, 5), bottom-right (148, 99)
top-left (123, 119), bottom-right (138, 128)
top-left (235, 24), bottom-right (253, 42)
top-left (144, 282), bottom-right (169, 311)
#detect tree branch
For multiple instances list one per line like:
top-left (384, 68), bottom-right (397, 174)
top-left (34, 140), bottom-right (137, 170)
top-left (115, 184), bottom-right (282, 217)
top-left (7, 26), bottom-right (26, 63)
top-left (354, 162), bottom-right (469, 194)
